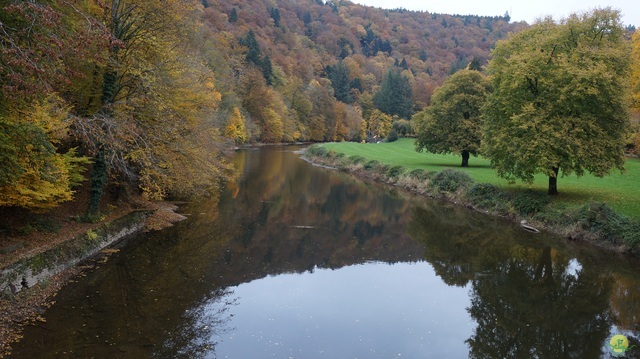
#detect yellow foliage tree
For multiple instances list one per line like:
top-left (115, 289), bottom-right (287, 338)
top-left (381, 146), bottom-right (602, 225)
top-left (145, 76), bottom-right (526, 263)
top-left (631, 30), bottom-right (640, 111)
top-left (0, 96), bottom-right (88, 209)
top-left (225, 107), bottom-right (248, 144)
top-left (366, 109), bottom-right (393, 139)
top-left (262, 107), bottom-right (284, 143)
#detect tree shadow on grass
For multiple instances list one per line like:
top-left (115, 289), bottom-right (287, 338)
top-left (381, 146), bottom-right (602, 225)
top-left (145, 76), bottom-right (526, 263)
top-left (424, 163), bottom-right (493, 169)
top-left (552, 188), bottom-right (609, 204)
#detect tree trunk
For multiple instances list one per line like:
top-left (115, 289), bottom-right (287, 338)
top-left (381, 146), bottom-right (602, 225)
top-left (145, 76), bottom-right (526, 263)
top-left (87, 150), bottom-right (108, 218)
top-left (461, 150), bottom-right (470, 167)
top-left (548, 166), bottom-right (559, 195)
top-left (101, 69), bottom-right (117, 105)
top-left (534, 247), bottom-right (554, 285)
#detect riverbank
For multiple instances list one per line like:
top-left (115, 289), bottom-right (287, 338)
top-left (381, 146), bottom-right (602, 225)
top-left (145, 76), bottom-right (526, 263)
top-left (0, 198), bottom-right (186, 357)
top-left (321, 139), bottom-right (640, 217)
top-left (303, 143), bottom-right (640, 256)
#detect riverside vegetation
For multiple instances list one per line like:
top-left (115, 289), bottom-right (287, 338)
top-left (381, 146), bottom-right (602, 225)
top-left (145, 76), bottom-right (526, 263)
top-left (305, 140), bottom-right (640, 255)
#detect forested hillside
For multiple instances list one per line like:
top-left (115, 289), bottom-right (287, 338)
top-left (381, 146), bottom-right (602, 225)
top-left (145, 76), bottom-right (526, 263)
top-left (202, 0), bottom-right (524, 144)
top-left (0, 0), bottom-right (525, 210)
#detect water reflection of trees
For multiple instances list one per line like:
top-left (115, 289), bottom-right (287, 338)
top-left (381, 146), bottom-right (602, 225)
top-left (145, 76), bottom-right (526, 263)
top-left (409, 206), bottom-right (614, 358)
top-left (155, 288), bottom-right (236, 359)
top-left (203, 147), bottom-right (426, 280)
top-left (467, 249), bottom-right (612, 358)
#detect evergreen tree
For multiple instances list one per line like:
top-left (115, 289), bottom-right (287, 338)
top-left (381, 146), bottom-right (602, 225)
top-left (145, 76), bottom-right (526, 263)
top-left (419, 49), bottom-right (428, 62)
top-left (350, 78), bottom-right (363, 94)
top-left (240, 30), bottom-right (262, 67)
top-left (270, 8), bottom-right (280, 27)
top-left (229, 7), bottom-right (238, 22)
top-left (400, 57), bottom-right (408, 70)
top-left (381, 39), bottom-right (393, 54)
top-left (338, 37), bottom-right (353, 59)
top-left (261, 55), bottom-right (274, 86)
top-left (373, 69), bottom-right (413, 119)
top-left (327, 61), bottom-right (353, 103)
top-left (240, 31), bottom-right (273, 85)
top-left (303, 12), bottom-right (312, 26)
top-left (467, 57), bottom-right (482, 71)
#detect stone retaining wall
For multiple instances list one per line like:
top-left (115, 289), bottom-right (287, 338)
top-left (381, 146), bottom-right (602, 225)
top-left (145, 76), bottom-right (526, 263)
top-left (0, 210), bottom-right (150, 295)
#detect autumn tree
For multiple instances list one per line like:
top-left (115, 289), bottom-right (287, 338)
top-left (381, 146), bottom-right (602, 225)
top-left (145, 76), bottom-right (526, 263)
top-left (414, 70), bottom-right (490, 167)
top-left (631, 30), bottom-right (640, 155)
top-left (0, 3), bottom-right (90, 209)
top-left (225, 107), bottom-right (248, 144)
top-left (239, 67), bottom-right (285, 142)
top-left (632, 30), bottom-right (640, 110)
top-left (305, 79), bottom-right (338, 141)
top-left (373, 68), bottom-right (413, 119)
top-left (71, 0), bottom-right (232, 205)
top-left (0, 97), bottom-right (88, 209)
top-left (482, 9), bottom-right (631, 195)
top-left (366, 109), bottom-right (393, 140)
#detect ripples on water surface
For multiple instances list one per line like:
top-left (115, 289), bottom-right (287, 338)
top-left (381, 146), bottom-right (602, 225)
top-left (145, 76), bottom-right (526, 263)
top-left (9, 147), bottom-right (640, 358)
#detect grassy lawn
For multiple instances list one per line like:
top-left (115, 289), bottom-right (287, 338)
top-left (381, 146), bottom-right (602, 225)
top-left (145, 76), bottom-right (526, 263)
top-left (321, 138), bottom-right (640, 218)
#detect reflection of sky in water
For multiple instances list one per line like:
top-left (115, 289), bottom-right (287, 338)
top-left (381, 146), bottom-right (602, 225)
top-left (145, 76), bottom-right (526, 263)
top-left (208, 261), bottom-right (474, 358)
top-left (565, 258), bottom-right (583, 278)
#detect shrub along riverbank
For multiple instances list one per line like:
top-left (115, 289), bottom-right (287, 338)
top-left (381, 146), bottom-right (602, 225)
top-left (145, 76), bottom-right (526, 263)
top-left (305, 140), bottom-right (640, 255)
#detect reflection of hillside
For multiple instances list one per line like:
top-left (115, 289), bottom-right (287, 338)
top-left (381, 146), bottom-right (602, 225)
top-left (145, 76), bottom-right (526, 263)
top-left (200, 147), bottom-right (427, 284)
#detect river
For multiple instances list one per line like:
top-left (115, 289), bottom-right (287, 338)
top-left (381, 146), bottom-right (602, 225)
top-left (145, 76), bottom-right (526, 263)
top-left (9, 146), bottom-right (640, 358)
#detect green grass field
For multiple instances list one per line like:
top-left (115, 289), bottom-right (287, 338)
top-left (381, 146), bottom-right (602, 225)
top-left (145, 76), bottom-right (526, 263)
top-left (321, 138), bottom-right (640, 218)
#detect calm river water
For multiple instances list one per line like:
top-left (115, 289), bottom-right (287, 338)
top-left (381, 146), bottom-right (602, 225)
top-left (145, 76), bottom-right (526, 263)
top-left (9, 147), bottom-right (640, 358)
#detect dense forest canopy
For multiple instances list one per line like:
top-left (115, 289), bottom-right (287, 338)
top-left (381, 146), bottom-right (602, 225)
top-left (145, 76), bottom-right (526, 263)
top-left (200, 0), bottom-right (524, 143)
top-left (3, 0), bottom-right (637, 212)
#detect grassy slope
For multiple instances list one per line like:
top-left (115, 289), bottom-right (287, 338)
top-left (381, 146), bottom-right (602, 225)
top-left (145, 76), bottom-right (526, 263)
top-left (322, 138), bottom-right (640, 217)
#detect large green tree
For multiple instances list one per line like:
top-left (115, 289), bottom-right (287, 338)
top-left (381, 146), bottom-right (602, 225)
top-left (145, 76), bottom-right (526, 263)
top-left (414, 69), bottom-right (490, 167)
top-left (483, 8), bottom-right (631, 195)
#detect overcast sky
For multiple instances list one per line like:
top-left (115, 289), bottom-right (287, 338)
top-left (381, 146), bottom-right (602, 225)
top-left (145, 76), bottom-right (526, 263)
top-left (350, 0), bottom-right (640, 28)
